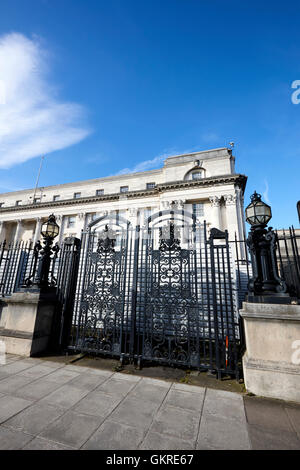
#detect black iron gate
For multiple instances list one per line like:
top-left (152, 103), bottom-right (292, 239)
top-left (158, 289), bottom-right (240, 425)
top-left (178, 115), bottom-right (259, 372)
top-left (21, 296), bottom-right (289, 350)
top-left (67, 210), bottom-right (242, 378)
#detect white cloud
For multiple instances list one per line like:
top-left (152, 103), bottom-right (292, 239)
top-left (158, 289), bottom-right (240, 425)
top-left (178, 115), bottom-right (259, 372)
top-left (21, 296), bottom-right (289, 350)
top-left (117, 153), bottom-right (168, 175)
top-left (0, 33), bottom-right (91, 169)
top-left (263, 179), bottom-right (271, 204)
top-left (200, 132), bottom-right (220, 144)
top-left (116, 148), bottom-right (195, 175)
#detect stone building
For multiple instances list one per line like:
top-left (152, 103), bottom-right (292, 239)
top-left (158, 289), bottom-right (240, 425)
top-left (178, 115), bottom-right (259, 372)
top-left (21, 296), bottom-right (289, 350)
top-left (0, 147), bottom-right (247, 244)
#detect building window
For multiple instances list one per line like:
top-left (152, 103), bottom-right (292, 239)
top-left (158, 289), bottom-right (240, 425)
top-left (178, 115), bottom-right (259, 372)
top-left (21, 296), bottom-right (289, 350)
top-left (87, 213), bottom-right (97, 224)
top-left (192, 203), bottom-right (204, 218)
top-left (67, 216), bottom-right (76, 228)
top-left (143, 208), bottom-right (152, 223)
top-left (191, 171), bottom-right (203, 180)
top-left (120, 186), bottom-right (128, 193)
top-left (96, 189), bottom-right (104, 196)
top-left (34, 197), bottom-right (41, 204)
top-left (74, 192), bottom-right (81, 199)
top-left (15, 200), bottom-right (22, 206)
top-left (146, 182), bottom-right (156, 190)
top-left (53, 195), bottom-right (60, 201)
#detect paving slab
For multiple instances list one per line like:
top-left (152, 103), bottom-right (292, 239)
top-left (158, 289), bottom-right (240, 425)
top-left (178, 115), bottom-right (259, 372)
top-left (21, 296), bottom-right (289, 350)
top-left (113, 372), bottom-right (142, 382)
top-left (0, 374), bottom-right (35, 394)
top-left (96, 376), bottom-right (138, 397)
top-left (23, 437), bottom-right (75, 450)
top-left (0, 360), bottom-right (36, 375)
top-left (4, 402), bottom-right (65, 435)
top-left (140, 431), bottom-right (194, 450)
top-left (172, 382), bottom-right (207, 394)
top-left (110, 397), bottom-right (160, 430)
top-left (38, 361), bottom-right (66, 369)
top-left (244, 396), bottom-right (296, 432)
top-left (197, 412), bottom-right (251, 450)
top-left (139, 377), bottom-right (171, 389)
top-left (0, 354), bottom-right (23, 365)
top-left (40, 410), bottom-right (103, 448)
top-left (74, 390), bottom-right (121, 418)
top-left (42, 368), bottom-right (81, 384)
top-left (164, 388), bottom-right (205, 413)
top-left (247, 424), bottom-right (300, 450)
top-left (0, 426), bottom-right (34, 450)
top-left (150, 405), bottom-right (200, 442)
top-left (13, 378), bottom-right (64, 401)
top-left (203, 388), bottom-right (246, 423)
top-left (285, 406), bottom-right (300, 437)
top-left (17, 364), bottom-right (56, 380)
top-left (77, 368), bottom-right (114, 378)
top-left (0, 370), bottom-right (10, 381)
top-left (130, 379), bottom-right (170, 403)
top-left (0, 395), bottom-right (33, 423)
top-left (67, 372), bottom-right (109, 391)
top-left (40, 384), bottom-right (90, 410)
top-left (82, 420), bottom-right (145, 450)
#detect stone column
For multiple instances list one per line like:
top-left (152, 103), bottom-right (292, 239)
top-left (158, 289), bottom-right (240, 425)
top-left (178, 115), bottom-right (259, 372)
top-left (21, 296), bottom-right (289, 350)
top-left (76, 213), bottom-right (86, 238)
top-left (209, 196), bottom-right (222, 229)
top-left (0, 221), bottom-right (6, 242)
top-left (224, 193), bottom-right (240, 241)
top-left (33, 217), bottom-right (42, 245)
top-left (14, 220), bottom-right (23, 243)
top-left (128, 207), bottom-right (138, 226)
top-left (56, 215), bottom-right (65, 245)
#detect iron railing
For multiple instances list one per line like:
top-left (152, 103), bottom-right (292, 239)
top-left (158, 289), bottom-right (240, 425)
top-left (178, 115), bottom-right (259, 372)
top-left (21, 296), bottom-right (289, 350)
top-left (0, 239), bottom-right (61, 296)
top-left (230, 226), bottom-right (300, 304)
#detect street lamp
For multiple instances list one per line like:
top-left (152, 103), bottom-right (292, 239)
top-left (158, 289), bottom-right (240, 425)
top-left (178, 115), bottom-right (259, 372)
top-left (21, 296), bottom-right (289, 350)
top-left (41, 214), bottom-right (60, 239)
top-left (245, 192), bottom-right (290, 303)
top-left (36, 214), bottom-right (60, 288)
top-left (245, 191), bottom-right (272, 226)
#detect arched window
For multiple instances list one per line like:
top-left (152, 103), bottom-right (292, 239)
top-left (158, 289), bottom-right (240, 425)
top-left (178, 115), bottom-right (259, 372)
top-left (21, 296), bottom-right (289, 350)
top-left (184, 168), bottom-right (206, 181)
top-left (191, 170), bottom-right (203, 180)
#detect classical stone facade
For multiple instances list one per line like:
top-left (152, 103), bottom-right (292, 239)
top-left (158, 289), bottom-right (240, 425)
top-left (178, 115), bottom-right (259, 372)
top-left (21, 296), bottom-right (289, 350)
top-left (0, 147), bottom-right (247, 244)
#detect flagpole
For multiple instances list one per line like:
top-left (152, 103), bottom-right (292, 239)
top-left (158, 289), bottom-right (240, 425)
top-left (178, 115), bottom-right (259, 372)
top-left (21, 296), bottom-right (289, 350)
top-left (32, 155), bottom-right (45, 203)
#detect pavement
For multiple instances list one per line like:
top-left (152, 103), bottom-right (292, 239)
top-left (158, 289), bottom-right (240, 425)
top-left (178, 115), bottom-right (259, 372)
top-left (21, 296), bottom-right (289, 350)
top-left (0, 354), bottom-right (299, 450)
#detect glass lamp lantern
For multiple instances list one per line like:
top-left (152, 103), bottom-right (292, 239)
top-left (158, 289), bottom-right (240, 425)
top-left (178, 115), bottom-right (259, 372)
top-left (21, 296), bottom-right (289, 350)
top-left (245, 191), bottom-right (272, 227)
top-left (41, 214), bottom-right (59, 239)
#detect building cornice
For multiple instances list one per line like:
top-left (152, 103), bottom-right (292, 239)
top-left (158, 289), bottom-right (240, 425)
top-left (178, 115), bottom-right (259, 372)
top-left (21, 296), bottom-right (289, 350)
top-left (0, 173), bottom-right (247, 214)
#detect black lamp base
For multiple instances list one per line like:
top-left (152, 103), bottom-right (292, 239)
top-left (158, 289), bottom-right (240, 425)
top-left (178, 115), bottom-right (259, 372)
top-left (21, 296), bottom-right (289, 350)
top-left (246, 293), bottom-right (298, 305)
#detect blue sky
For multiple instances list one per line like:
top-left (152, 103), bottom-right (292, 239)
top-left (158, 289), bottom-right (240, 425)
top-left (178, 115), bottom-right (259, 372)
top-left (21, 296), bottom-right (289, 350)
top-left (0, 0), bottom-right (299, 229)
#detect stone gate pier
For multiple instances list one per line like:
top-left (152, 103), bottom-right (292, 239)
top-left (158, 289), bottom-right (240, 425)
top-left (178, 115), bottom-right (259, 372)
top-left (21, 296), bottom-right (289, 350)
top-left (0, 289), bottom-right (57, 357)
top-left (240, 301), bottom-right (300, 403)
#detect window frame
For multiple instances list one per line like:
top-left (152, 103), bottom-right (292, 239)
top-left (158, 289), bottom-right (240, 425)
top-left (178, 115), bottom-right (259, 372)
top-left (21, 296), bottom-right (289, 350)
top-left (67, 215), bottom-right (76, 228)
top-left (191, 171), bottom-right (203, 181)
top-left (192, 202), bottom-right (204, 218)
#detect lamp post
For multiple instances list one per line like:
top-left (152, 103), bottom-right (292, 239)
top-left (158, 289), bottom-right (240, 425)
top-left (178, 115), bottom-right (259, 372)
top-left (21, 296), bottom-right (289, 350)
top-left (35, 214), bottom-right (60, 288)
top-left (245, 191), bottom-right (290, 303)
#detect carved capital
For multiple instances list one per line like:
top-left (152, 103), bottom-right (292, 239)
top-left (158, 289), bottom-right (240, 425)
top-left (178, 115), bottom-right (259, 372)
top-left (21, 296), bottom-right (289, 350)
top-left (161, 201), bottom-right (170, 210)
top-left (209, 196), bottom-right (221, 207)
top-left (129, 207), bottom-right (138, 217)
top-left (224, 194), bottom-right (237, 206)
